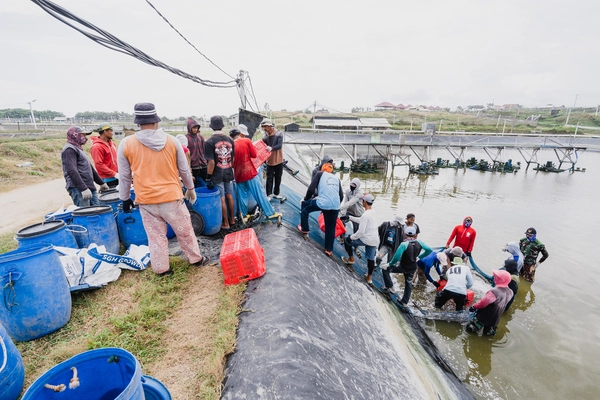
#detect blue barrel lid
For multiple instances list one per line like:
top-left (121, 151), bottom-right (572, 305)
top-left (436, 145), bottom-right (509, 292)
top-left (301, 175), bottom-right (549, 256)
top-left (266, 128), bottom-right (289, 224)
top-left (142, 375), bottom-right (172, 400)
top-left (15, 220), bottom-right (65, 238)
top-left (72, 205), bottom-right (113, 216)
top-left (99, 191), bottom-right (121, 202)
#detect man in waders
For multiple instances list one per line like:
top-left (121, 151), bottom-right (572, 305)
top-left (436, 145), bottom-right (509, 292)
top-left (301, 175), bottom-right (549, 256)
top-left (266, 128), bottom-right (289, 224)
top-left (518, 227), bottom-right (548, 283)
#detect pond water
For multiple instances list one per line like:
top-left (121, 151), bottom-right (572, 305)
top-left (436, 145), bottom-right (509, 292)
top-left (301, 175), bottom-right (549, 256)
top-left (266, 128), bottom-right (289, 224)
top-left (303, 147), bottom-right (600, 399)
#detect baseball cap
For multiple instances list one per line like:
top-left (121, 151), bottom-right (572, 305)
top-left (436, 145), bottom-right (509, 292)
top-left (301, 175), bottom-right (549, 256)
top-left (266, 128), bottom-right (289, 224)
top-left (260, 118), bottom-right (274, 127)
top-left (68, 126), bottom-right (93, 136)
top-left (404, 226), bottom-right (417, 237)
top-left (361, 193), bottom-right (375, 204)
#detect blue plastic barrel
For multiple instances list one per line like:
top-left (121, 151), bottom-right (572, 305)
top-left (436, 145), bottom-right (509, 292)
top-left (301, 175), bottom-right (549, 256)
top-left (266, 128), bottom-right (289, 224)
top-left (142, 375), bottom-right (172, 400)
top-left (0, 322), bottom-right (25, 400)
top-left (116, 207), bottom-right (147, 248)
top-left (15, 220), bottom-right (77, 249)
top-left (99, 191), bottom-right (121, 214)
top-left (22, 347), bottom-right (143, 400)
top-left (72, 206), bottom-right (120, 254)
top-left (44, 210), bottom-right (73, 225)
top-left (191, 187), bottom-right (221, 235)
top-left (0, 245), bottom-right (72, 341)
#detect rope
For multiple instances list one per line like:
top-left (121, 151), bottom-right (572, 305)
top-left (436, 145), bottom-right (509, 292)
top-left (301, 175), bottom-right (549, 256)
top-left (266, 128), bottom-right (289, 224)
top-left (144, 0), bottom-right (235, 80)
top-left (30, 0), bottom-right (238, 88)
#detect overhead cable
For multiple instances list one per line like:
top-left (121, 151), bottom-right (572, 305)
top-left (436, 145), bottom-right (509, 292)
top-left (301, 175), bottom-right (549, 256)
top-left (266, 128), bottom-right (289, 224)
top-left (30, 0), bottom-right (238, 88)
top-left (144, 0), bottom-right (236, 80)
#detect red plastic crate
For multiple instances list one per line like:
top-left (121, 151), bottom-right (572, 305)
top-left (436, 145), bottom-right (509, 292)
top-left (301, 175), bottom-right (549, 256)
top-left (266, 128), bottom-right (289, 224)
top-left (220, 228), bottom-right (266, 285)
top-left (251, 140), bottom-right (271, 170)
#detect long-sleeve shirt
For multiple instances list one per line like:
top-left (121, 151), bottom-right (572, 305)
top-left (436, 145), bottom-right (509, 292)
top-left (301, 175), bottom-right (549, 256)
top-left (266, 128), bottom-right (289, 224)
top-left (446, 225), bottom-right (477, 253)
top-left (118, 128), bottom-right (193, 204)
top-left (90, 136), bottom-right (118, 179)
top-left (388, 239), bottom-right (433, 269)
top-left (349, 209), bottom-right (378, 246)
top-left (61, 144), bottom-right (104, 191)
top-left (262, 131), bottom-right (283, 166)
top-left (304, 171), bottom-right (343, 209)
top-left (443, 264), bottom-right (474, 295)
top-left (417, 251), bottom-right (444, 283)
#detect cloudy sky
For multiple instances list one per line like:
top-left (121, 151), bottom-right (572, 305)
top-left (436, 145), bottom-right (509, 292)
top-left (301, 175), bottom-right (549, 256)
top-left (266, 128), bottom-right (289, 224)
top-left (1, 0), bottom-right (599, 118)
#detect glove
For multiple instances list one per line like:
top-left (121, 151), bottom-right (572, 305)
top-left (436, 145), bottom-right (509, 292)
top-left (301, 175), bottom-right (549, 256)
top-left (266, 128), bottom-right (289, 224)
top-left (81, 188), bottom-right (92, 200)
top-left (340, 215), bottom-right (350, 223)
top-left (465, 252), bottom-right (472, 257)
top-left (122, 198), bottom-right (134, 213)
top-left (185, 188), bottom-right (197, 205)
top-left (266, 146), bottom-right (272, 152)
top-left (99, 183), bottom-right (109, 192)
top-left (206, 179), bottom-right (214, 190)
top-left (380, 263), bottom-right (389, 270)
top-left (468, 306), bottom-right (476, 313)
top-left (114, 172), bottom-right (120, 180)
top-left (433, 281), bottom-right (440, 288)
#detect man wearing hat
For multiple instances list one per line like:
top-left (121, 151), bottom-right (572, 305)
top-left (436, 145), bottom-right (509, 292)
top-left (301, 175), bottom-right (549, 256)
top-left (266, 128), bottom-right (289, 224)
top-left (117, 103), bottom-right (209, 276)
top-left (434, 256), bottom-right (474, 311)
top-left (518, 227), bottom-right (548, 282)
top-left (204, 115), bottom-right (236, 230)
top-left (380, 225), bottom-right (433, 307)
top-left (260, 118), bottom-right (284, 200)
top-left (61, 126), bottom-right (109, 207)
top-left (467, 269), bottom-right (513, 336)
top-left (230, 125), bottom-right (281, 221)
top-left (90, 124), bottom-right (119, 188)
top-left (376, 214), bottom-right (405, 269)
top-left (340, 193), bottom-right (379, 284)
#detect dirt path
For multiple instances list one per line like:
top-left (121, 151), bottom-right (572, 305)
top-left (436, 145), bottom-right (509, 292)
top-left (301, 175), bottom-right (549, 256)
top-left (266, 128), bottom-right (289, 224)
top-left (0, 178), bottom-right (73, 235)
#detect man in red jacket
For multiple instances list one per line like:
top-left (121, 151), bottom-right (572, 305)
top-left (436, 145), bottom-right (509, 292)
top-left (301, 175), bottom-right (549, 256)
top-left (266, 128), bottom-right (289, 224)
top-left (90, 125), bottom-right (119, 188)
top-left (445, 216), bottom-right (476, 257)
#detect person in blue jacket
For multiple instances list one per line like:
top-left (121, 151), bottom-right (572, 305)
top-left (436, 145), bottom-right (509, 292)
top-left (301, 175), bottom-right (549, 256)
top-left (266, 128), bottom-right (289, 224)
top-left (298, 162), bottom-right (343, 257)
top-left (416, 251), bottom-right (446, 288)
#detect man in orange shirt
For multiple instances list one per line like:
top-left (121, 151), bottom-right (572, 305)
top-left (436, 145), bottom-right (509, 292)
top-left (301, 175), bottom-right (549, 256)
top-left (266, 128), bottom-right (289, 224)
top-left (90, 125), bottom-right (119, 188)
top-left (117, 103), bottom-right (209, 276)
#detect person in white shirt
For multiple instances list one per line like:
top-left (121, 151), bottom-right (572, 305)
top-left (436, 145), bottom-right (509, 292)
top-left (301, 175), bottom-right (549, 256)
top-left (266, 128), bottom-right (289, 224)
top-left (340, 193), bottom-right (379, 284)
top-left (434, 257), bottom-right (474, 311)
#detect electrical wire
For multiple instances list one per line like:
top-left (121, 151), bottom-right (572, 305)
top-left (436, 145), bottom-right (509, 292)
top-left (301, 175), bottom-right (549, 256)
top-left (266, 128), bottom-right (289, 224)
top-left (144, 0), bottom-right (236, 80)
top-left (30, 0), bottom-right (238, 88)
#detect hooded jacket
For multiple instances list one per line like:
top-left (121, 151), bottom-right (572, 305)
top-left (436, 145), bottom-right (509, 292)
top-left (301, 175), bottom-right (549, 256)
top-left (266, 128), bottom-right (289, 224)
top-left (503, 241), bottom-right (524, 272)
top-left (472, 270), bottom-right (512, 327)
top-left (340, 178), bottom-right (365, 217)
top-left (186, 118), bottom-right (207, 169)
top-left (90, 136), bottom-right (118, 179)
top-left (446, 216), bottom-right (477, 253)
top-left (311, 154), bottom-right (333, 179)
top-left (117, 128), bottom-right (193, 204)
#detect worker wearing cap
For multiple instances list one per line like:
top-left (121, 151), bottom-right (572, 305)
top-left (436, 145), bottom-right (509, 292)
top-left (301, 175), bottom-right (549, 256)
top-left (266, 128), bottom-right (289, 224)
top-left (260, 118), bottom-right (284, 199)
top-left (90, 124), bottom-right (119, 188)
top-left (380, 226), bottom-right (433, 307)
top-left (445, 216), bottom-right (476, 257)
top-left (518, 227), bottom-right (548, 282)
top-left (340, 193), bottom-right (379, 284)
top-left (230, 125), bottom-right (281, 221)
top-left (61, 126), bottom-right (108, 207)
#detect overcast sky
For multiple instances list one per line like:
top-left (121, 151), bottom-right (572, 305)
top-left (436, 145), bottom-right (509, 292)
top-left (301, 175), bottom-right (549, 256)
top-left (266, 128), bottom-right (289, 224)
top-left (1, 0), bottom-right (599, 118)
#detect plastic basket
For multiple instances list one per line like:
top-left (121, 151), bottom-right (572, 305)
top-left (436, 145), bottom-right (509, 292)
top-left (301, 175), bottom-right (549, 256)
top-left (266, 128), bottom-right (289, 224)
top-left (251, 140), bottom-right (271, 170)
top-left (220, 228), bottom-right (266, 285)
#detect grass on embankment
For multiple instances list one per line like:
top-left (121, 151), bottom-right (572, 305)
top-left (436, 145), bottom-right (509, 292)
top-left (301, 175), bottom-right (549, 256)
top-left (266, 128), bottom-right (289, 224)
top-left (1, 225), bottom-right (245, 398)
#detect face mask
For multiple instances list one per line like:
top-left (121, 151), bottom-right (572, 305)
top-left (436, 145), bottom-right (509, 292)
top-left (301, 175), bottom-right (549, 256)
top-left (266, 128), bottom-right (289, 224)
top-left (464, 221), bottom-right (472, 228)
top-left (350, 184), bottom-right (356, 191)
top-left (527, 234), bottom-right (536, 242)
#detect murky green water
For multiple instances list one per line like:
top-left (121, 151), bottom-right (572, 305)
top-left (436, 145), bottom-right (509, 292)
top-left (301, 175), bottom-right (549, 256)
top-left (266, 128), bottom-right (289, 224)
top-left (304, 147), bottom-right (600, 399)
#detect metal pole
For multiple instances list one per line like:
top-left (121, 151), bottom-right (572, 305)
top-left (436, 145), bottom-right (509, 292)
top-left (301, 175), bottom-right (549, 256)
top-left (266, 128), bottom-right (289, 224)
top-left (565, 94), bottom-right (579, 126)
top-left (28, 100), bottom-right (37, 129)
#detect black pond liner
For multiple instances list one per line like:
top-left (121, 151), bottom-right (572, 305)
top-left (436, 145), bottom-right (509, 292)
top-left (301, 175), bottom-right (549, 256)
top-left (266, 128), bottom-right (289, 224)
top-left (221, 146), bottom-right (473, 399)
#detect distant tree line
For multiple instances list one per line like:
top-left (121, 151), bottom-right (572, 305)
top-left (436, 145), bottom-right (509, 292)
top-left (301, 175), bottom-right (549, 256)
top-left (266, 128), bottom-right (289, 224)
top-left (0, 108), bottom-right (65, 119)
top-left (74, 111), bottom-right (133, 121)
